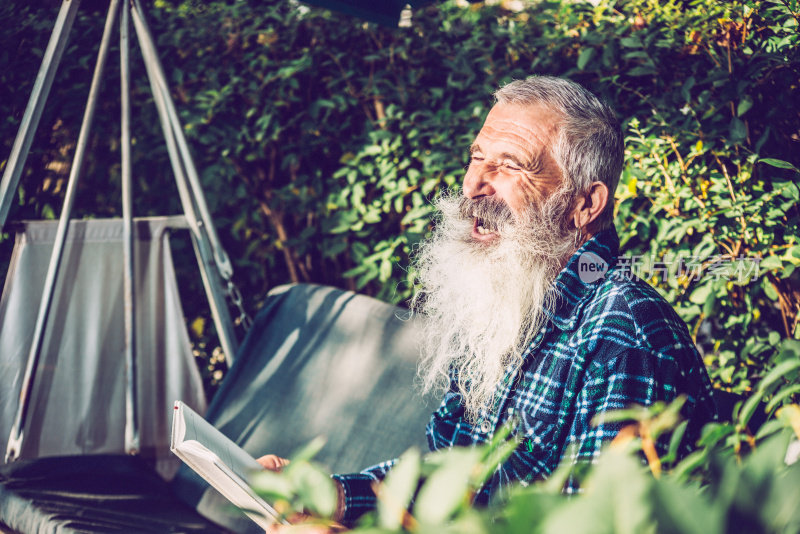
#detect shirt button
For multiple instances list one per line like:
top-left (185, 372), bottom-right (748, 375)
top-left (480, 420), bottom-right (492, 433)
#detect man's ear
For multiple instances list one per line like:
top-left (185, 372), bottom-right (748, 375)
top-left (571, 181), bottom-right (609, 230)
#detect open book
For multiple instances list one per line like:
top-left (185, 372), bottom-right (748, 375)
top-left (170, 400), bottom-right (289, 529)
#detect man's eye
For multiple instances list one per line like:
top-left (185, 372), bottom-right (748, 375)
top-left (470, 155), bottom-right (484, 162)
top-left (503, 162), bottom-right (521, 171)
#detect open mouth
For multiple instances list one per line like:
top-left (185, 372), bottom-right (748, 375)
top-left (472, 210), bottom-right (499, 240)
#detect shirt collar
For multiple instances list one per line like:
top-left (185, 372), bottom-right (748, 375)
top-left (545, 226), bottom-right (620, 331)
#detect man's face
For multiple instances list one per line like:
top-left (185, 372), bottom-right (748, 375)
top-left (415, 101), bottom-right (578, 419)
top-left (464, 102), bottom-right (564, 241)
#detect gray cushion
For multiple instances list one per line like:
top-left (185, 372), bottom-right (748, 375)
top-left (0, 455), bottom-right (225, 533)
top-left (172, 283), bottom-right (435, 532)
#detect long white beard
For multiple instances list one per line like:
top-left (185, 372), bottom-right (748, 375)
top-left (412, 188), bottom-right (578, 422)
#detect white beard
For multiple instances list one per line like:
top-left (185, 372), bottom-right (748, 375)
top-left (412, 188), bottom-right (578, 422)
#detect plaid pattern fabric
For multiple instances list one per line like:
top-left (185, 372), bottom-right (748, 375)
top-left (333, 227), bottom-right (717, 523)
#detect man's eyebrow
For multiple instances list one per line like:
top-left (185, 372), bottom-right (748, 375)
top-left (500, 152), bottom-right (542, 172)
top-left (469, 144), bottom-right (542, 171)
top-left (499, 152), bottom-right (527, 169)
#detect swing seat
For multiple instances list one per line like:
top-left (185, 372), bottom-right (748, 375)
top-left (172, 283), bottom-right (434, 533)
top-left (0, 455), bottom-right (222, 533)
top-left (0, 217), bottom-right (207, 477)
top-left (0, 242), bottom-right (433, 533)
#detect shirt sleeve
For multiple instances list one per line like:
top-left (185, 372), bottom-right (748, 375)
top-left (331, 458), bottom-right (397, 525)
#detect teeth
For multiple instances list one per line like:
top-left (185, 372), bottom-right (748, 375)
top-left (477, 225), bottom-right (491, 235)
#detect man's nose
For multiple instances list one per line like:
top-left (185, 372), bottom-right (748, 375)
top-left (462, 163), bottom-right (495, 199)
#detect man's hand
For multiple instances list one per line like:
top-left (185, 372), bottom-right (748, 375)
top-left (265, 514), bottom-right (345, 534)
top-left (257, 454), bottom-right (290, 472)
top-left (256, 454), bottom-right (348, 533)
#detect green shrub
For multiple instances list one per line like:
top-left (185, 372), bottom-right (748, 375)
top-left (253, 382), bottom-right (800, 533)
top-left (3, 0), bottom-right (799, 528)
top-left (1, 0), bottom-right (798, 397)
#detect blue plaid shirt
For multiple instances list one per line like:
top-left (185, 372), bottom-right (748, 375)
top-left (333, 227), bottom-right (717, 524)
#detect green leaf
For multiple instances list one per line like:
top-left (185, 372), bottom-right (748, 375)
top-left (290, 463), bottom-right (337, 518)
top-left (473, 436), bottom-right (518, 488)
top-left (681, 77), bottom-right (696, 102)
top-left (689, 283), bottom-right (712, 305)
top-left (627, 65), bottom-right (657, 76)
top-left (738, 394), bottom-right (763, 429)
top-left (250, 470), bottom-right (294, 501)
top-left (287, 436), bottom-right (327, 467)
top-left (760, 255), bottom-right (783, 271)
top-left (765, 384), bottom-right (800, 413)
top-left (661, 420), bottom-right (689, 464)
top-left (759, 158), bottom-right (799, 172)
top-left (672, 449), bottom-right (707, 480)
top-left (377, 448), bottom-right (421, 529)
top-left (415, 449), bottom-right (476, 524)
top-left (776, 405), bottom-right (800, 438)
top-left (737, 95), bottom-right (753, 116)
top-left (780, 339), bottom-right (800, 359)
top-left (619, 36), bottom-right (642, 48)
top-left (698, 422), bottom-right (736, 448)
top-left (702, 289), bottom-right (717, 316)
top-left (755, 418), bottom-right (786, 441)
top-left (758, 359), bottom-right (800, 395)
top-left (577, 47), bottom-right (596, 70)
top-left (729, 117), bottom-right (747, 143)
top-left (652, 476), bottom-right (719, 534)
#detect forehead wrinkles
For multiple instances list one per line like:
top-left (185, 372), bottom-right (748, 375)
top-left (476, 117), bottom-right (555, 159)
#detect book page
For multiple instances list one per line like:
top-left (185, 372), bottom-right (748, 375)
top-left (171, 401), bottom-right (287, 528)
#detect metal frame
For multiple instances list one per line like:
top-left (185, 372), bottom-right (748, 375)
top-left (120, 0), bottom-right (138, 455)
top-left (130, 1), bottom-right (239, 362)
top-left (2, 0), bottom-right (242, 463)
top-left (0, 0), bottom-right (80, 228)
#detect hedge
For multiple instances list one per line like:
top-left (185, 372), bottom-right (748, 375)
top-left (1, 0), bottom-right (798, 400)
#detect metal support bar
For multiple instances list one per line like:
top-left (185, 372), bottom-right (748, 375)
top-left (129, 1), bottom-right (234, 279)
top-left (5, 0), bottom-right (121, 463)
top-left (0, 0), bottom-right (81, 229)
top-left (120, 0), bottom-right (139, 455)
top-left (130, 0), bottom-right (239, 363)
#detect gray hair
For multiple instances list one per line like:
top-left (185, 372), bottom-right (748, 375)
top-left (494, 76), bottom-right (623, 230)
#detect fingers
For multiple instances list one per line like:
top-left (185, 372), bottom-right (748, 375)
top-left (264, 513), bottom-right (308, 533)
top-left (256, 454), bottom-right (290, 472)
top-left (264, 515), bottom-right (346, 534)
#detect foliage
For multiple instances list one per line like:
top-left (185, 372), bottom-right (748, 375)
top-left (249, 437), bottom-right (339, 521)
top-left (2, 0), bottom-right (799, 530)
top-left (1, 0), bottom-right (798, 396)
top-left (252, 374), bottom-right (800, 533)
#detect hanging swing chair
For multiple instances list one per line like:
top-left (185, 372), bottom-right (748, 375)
top-left (0, 1), bottom-right (435, 532)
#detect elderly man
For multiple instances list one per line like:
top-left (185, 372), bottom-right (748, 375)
top-left (260, 75), bottom-right (717, 527)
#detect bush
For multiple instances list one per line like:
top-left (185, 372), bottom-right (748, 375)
top-left (1, 0), bottom-right (798, 396)
top-left (2, 0), bottom-right (799, 529)
top-left (253, 385), bottom-right (800, 533)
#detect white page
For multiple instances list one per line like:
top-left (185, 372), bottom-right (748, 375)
top-left (171, 400), bottom-right (288, 528)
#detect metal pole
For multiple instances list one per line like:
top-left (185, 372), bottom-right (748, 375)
top-left (5, 0), bottom-right (121, 463)
top-left (0, 0), bottom-right (81, 229)
top-left (129, 0), bottom-right (234, 281)
top-left (120, 0), bottom-right (139, 455)
top-left (128, 14), bottom-right (197, 229)
top-left (130, 0), bottom-right (239, 362)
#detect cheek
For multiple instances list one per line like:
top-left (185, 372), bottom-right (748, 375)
top-left (505, 175), bottom-right (546, 212)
